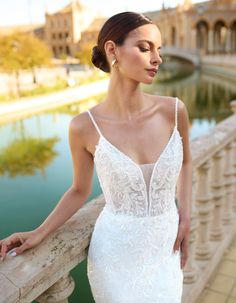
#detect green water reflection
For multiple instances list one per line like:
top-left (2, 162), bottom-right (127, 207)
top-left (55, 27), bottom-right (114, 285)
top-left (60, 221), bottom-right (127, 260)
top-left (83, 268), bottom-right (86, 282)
top-left (0, 61), bottom-right (236, 302)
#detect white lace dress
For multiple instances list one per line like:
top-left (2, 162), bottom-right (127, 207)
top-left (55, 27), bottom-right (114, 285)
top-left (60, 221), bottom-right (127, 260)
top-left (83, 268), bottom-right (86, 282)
top-left (86, 97), bottom-right (184, 303)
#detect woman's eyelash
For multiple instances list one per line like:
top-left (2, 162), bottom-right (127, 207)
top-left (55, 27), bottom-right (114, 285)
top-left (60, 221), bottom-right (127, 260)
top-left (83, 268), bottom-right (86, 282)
top-left (139, 46), bottom-right (163, 58)
top-left (139, 46), bottom-right (150, 52)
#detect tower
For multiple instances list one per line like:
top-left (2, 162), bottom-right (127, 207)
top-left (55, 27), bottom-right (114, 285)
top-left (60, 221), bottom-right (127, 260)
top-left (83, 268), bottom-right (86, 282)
top-left (182, 0), bottom-right (193, 10)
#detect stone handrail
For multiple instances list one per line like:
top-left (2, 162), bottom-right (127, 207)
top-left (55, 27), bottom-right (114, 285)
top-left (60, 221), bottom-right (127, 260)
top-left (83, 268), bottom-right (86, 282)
top-left (161, 46), bottom-right (200, 67)
top-left (202, 55), bottom-right (236, 69)
top-left (1, 101), bottom-right (236, 303)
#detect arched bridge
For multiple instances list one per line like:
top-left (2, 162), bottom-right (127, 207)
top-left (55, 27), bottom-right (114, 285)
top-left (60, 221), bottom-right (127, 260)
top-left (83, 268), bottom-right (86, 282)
top-left (161, 46), bottom-right (201, 67)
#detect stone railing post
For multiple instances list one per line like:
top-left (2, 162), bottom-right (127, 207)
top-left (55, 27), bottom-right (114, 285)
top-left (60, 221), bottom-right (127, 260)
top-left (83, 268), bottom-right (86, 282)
top-left (183, 170), bottom-right (199, 283)
top-left (230, 100), bottom-right (236, 114)
top-left (230, 101), bottom-right (236, 213)
top-left (222, 142), bottom-right (235, 224)
top-left (210, 150), bottom-right (226, 240)
top-left (195, 160), bottom-right (214, 260)
top-left (36, 274), bottom-right (75, 303)
top-left (232, 138), bottom-right (236, 213)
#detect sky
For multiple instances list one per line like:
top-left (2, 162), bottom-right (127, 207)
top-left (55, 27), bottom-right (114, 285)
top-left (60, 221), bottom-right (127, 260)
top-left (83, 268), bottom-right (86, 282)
top-left (0, 0), bottom-right (208, 27)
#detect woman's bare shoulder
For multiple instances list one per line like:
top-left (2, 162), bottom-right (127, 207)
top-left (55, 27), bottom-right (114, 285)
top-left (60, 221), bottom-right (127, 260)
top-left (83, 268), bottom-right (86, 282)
top-left (68, 104), bottom-right (103, 150)
top-left (69, 108), bottom-right (98, 144)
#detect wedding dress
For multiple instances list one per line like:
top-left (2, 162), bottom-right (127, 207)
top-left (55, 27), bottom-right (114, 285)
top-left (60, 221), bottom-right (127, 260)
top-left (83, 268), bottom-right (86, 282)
top-left (86, 97), bottom-right (184, 303)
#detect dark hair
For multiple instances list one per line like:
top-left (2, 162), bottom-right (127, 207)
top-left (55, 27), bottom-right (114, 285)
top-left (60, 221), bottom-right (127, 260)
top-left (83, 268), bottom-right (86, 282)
top-left (91, 12), bottom-right (153, 73)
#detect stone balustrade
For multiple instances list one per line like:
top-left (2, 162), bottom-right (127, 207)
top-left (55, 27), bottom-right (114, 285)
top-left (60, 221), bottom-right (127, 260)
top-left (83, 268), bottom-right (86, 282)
top-left (1, 101), bottom-right (236, 303)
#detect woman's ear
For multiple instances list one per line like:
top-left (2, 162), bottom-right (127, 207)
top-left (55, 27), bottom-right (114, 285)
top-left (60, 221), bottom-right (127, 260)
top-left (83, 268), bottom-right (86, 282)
top-left (104, 40), bottom-right (117, 62)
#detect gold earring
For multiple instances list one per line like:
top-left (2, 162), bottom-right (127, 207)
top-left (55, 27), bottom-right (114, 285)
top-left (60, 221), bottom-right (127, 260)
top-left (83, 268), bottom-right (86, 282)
top-left (111, 59), bottom-right (117, 67)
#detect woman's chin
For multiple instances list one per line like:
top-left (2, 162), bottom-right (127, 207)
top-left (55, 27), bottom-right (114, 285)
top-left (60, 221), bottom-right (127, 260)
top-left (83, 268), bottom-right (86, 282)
top-left (142, 77), bottom-right (155, 85)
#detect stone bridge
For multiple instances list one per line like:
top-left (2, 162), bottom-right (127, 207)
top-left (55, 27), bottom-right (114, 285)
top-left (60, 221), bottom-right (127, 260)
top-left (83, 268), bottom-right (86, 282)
top-left (161, 46), bottom-right (201, 67)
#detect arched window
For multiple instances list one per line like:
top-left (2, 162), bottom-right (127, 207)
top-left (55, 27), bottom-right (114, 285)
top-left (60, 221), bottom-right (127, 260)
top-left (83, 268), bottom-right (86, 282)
top-left (214, 20), bottom-right (227, 54)
top-left (171, 26), bottom-right (176, 46)
top-left (196, 20), bottom-right (209, 54)
top-left (230, 20), bottom-right (236, 53)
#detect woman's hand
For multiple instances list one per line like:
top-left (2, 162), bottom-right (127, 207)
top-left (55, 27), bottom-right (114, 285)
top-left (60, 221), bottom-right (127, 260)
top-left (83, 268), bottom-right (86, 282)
top-left (0, 230), bottom-right (45, 262)
top-left (173, 218), bottom-right (190, 269)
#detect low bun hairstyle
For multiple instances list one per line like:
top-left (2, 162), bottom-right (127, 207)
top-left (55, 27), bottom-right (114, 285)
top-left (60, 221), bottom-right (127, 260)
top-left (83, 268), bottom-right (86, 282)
top-left (91, 12), bottom-right (153, 73)
top-left (91, 45), bottom-right (109, 73)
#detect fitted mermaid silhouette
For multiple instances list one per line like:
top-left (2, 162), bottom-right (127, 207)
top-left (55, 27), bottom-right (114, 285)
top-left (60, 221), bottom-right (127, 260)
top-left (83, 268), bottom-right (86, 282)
top-left (86, 97), bottom-right (183, 303)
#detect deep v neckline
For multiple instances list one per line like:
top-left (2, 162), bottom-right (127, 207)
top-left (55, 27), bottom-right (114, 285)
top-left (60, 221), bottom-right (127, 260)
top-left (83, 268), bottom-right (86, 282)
top-left (94, 125), bottom-right (180, 209)
top-left (95, 125), bottom-right (178, 169)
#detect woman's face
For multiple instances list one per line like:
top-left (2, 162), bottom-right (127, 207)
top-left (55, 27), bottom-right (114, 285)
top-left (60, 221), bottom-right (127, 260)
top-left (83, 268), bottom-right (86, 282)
top-left (115, 23), bottom-right (162, 84)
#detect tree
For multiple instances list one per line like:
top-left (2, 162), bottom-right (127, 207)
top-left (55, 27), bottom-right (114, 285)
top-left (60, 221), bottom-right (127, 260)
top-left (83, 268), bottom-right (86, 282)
top-left (20, 33), bottom-right (52, 83)
top-left (76, 41), bottom-right (95, 68)
top-left (0, 32), bottom-right (52, 97)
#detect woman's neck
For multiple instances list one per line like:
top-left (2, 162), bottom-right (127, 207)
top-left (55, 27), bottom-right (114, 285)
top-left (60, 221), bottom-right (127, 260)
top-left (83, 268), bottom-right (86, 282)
top-left (104, 73), bottom-right (147, 120)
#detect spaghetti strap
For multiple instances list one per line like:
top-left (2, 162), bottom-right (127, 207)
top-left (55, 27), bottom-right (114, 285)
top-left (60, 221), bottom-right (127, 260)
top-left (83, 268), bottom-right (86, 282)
top-left (87, 110), bottom-right (103, 137)
top-left (175, 97), bottom-right (179, 128)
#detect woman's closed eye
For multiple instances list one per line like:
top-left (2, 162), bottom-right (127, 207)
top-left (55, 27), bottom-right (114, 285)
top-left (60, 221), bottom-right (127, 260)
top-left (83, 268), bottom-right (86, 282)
top-left (138, 46), bottom-right (162, 58)
top-left (139, 46), bottom-right (150, 52)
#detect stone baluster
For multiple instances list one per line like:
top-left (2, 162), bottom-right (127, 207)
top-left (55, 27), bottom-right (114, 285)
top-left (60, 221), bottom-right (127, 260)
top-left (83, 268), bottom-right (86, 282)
top-left (195, 160), bottom-right (214, 260)
top-left (210, 149), bottom-right (226, 240)
top-left (183, 170), bottom-right (199, 283)
top-left (222, 142), bottom-right (235, 224)
top-left (230, 102), bottom-right (236, 213)
top-left (36, 274), bottom-right (75, 303)
top-left (230, 100), bottom-right (236, 114)
top-left (232, 138), bottom-right (236, 213)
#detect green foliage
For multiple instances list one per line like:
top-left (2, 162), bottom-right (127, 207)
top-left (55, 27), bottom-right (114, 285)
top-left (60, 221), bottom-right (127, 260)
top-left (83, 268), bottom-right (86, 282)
top-left (0, 32), bottom-right (52, 73)
top-left (20, 80), bottom-right (68, 97)
top-left (76, 42), bottom-right (94, 67)
top-left (59, 53), bottom-right (67, 60)
top-left (0, 137), bottom-right (59, 177)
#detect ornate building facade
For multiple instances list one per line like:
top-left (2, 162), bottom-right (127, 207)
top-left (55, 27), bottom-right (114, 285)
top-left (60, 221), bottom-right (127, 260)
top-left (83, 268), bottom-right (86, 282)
top-left (148, 0), bottom-right (236, 54)
top-left (1, 0), bottom-right (235, 59)
top-left (44, 0), bottom-right (98, 58)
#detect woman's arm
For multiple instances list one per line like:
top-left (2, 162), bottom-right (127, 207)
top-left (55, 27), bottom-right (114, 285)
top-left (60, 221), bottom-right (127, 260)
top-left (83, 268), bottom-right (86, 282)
top-left (176, 99), bottom-right (192, 222)
top-left (173, 99), bottom-right (192, 269)
top-left (36, 114), bottom-right (95, 238)
top-left (0, 113), bottom-right (94, 260)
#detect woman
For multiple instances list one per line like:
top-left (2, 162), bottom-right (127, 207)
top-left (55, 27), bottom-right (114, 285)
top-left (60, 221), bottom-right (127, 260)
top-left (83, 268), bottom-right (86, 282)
top-left (0, 12), bottom-right (192, 303)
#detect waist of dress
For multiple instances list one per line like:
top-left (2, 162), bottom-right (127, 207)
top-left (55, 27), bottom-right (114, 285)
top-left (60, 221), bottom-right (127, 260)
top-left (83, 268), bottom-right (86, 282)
top-left (102, 202), bottom-right (179, 220)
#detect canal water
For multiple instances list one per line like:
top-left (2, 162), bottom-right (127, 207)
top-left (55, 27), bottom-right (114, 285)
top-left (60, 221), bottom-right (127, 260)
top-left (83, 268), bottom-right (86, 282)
top-left (0, 61), bottom-right (235, 302)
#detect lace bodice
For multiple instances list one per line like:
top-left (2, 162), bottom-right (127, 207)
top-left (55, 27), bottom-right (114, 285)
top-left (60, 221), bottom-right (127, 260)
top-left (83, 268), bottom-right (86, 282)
top-left (139, 162), bottom-right (155, 198)
top-left (87, 97), bottom-right (183, 217)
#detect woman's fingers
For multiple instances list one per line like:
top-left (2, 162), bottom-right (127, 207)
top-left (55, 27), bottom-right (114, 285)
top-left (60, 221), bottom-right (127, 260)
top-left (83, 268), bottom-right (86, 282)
top-left (0, 231), bottom-right (45, 262)
top-left (180, 237), bottom-right (189, 269)
top-left (0, 234), bottom-right (24, 261)
top-left (173, 223), bottom-right (185, 252)
top-left (14, 241), bottom-right (30, 256)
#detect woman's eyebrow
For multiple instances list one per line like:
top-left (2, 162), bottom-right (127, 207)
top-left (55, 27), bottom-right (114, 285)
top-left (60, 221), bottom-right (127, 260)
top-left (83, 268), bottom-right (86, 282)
top-left (137, 40), bottom-right (162, 49)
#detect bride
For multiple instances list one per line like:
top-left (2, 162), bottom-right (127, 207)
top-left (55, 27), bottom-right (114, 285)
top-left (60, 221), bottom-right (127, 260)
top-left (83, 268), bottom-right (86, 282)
top-left (0, 11), bottom-right (191, 303)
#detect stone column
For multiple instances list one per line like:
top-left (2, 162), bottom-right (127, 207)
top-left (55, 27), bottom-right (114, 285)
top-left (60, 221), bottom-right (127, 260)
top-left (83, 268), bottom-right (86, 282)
top-left (210, 150), bottom-right (226, 240)
top-left (183, 171), bottom-right (199, 283)
top-left (223, 142), bottom-right (235, 224)
top-left (36, 274), bottom-right (75, 303)
top-left (195, 160), bottom-right (214, 260)
top-left (191, 28), bottom-right (197, 50)
top-left (208, 28), bottom-right (214, 54)
top-left (225, 29), bottom-right (232, 54)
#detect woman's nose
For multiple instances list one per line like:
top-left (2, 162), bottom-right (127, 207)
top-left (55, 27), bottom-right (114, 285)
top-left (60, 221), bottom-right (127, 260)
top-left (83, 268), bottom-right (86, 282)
top-left (151, 51), bottom-right (162, 65)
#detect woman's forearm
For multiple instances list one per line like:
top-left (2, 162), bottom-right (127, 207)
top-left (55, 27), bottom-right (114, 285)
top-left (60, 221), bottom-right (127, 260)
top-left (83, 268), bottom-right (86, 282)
top-left (35, 187), bottom-right (89, 238)
top-left (176, 162), bottom-right (193, 222)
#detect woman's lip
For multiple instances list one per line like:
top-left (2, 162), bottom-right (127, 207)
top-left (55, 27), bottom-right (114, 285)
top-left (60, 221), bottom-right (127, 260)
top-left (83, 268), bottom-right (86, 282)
top-left (146, 69), bottom-right (157, 76)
